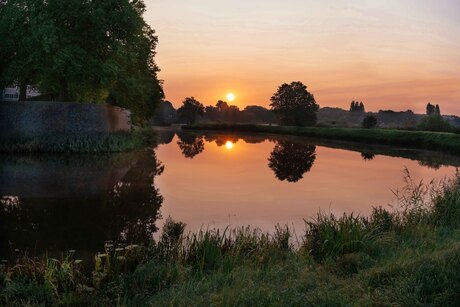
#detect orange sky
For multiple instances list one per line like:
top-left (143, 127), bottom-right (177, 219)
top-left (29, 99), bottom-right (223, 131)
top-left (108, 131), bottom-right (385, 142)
top-left (145, 0), bottom-right (460, 114)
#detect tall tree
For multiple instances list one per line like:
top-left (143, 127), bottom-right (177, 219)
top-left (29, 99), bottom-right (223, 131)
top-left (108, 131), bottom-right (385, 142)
top-left (177, 97), bottom-right (205, 125)
top-left (0, 0), bottom-right (163, 123)
top-left (426, 103), bottom-right (436, 115)
top-left (270, 81), bottom-right (319, 126)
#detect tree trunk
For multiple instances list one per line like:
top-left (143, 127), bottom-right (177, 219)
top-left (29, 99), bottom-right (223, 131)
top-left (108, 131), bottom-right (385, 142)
top-left (58, 79), bottom-right (70, 101)
top-left (19, 79), bottom-right (28, 101)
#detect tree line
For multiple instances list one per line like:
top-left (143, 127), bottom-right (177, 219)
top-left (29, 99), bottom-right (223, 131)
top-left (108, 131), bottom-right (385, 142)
top-left (0, 0), bottom-right (163, 124)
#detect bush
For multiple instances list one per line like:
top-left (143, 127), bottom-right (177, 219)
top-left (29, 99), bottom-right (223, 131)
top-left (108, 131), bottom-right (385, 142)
top-left (362, 115), bottom-right (378, 128)
top-left (418, 115), bottom-right (452, 132)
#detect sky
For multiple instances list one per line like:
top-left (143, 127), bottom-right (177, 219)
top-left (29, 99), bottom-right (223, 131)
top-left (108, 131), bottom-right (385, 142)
top-left (144, 0), bottom-right (460, 114)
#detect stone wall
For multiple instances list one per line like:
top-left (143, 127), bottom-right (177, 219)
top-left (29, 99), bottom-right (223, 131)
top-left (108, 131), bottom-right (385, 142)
top-left (0, 101), bottom-right (131, 139)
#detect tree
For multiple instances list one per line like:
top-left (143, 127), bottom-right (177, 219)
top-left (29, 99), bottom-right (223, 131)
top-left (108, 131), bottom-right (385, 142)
top-left (152, 101), bottom-right (177, 126)
top-left (268, 141), bottom-right (316, 182)
top-left (0, 0), bottom-right (163, 124)
top-left (435, 104), bottom-right (441, 116)
top-left (418, 115), bottom-right (451, 132)
top-left (426, 103), bottom-right (436, 115)
top-left (0, 0), bottom-right (50, 99)
top-left (350, 101), bottom-right (365, 112)
top-left (270, 81), bottom-right (319, 126)
top-left (362, 115), bottom-right (378, 128)
top-left (177, 97), bottom-right (205, 125)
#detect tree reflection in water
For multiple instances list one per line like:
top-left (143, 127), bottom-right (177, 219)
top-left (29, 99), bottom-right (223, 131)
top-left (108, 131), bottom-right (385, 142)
top-left (361, 152), bottom-right (376, 161)
top-left (0, 151), bottom-right (165, 260)
top-left (177, 132), bottom-right (205, 159)
top-left (268, 140), bottom-right (316, 182)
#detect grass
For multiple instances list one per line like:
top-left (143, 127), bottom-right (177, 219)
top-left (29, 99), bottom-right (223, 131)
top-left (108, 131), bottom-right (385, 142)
top-left (183, 123), bottom-right (460, 154)
top-left (0, 128), bottom-right (156, 153)
top-left (1, 172), bottom-right (460, 306)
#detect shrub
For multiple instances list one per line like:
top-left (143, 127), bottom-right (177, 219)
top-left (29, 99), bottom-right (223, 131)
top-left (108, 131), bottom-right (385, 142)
top-left (362, 115), bottom-right (378, 128)
top-left (418, 115), bottom-right (452, 132)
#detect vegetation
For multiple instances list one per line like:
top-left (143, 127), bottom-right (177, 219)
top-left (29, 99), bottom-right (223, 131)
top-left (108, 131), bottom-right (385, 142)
top-left (418, 114), bottom-right (452, 132)
top-left (349, 100), bottom-right (365, 112)
top-left (0, 0), bottom-right (163, 123)
top-left (0, 129), bottom-right (155, 153)
top-left (362, 114), bottom-right (378, 128)
top-left (183, 123), bottom-right (460, 154)
top-left (426, 103), bottom-right (442, 116)
top-left (270, 81), bottom-right (319, 126)
top-left (177, 97), bottom-right (205, 125)
top-left (1, 172), bottom-right (460, 305)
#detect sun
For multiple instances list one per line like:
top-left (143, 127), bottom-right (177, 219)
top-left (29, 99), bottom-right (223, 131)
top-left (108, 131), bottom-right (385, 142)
top-left (226, 92), bottom-right (235, 102)
top-left (225, 141), bottom-right (234, 150)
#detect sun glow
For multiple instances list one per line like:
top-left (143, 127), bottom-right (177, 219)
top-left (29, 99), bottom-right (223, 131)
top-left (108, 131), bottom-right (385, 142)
top-left (225, 141), bottom-right (234, 150)
top-left (226, 93), bottom-right (235, 102)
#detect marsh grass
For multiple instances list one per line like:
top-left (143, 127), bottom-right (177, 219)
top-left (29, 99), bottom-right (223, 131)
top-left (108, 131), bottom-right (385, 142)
top-left (0, 128), bottom-right (155, 153)
top-left (1, 172), bottom-right (460, 305)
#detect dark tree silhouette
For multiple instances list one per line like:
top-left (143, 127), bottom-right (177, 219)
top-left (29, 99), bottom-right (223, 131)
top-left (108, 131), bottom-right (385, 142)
top-left (177, 133), bottom-right (205, 159)
top-left (350, 101), bottom-right (365, 112)
top-left (270, 81), bottom-right (319, 126)
top-left (152, 100), bottom-right (177, 126)
top-left (426, 103), bottom-right (441, 116)
top-left (268, 141), bottom-right (316, 182)
top-left (177, 97), bottom-right (205, 124)
top-left (362, 115), bottom-right (378, 128)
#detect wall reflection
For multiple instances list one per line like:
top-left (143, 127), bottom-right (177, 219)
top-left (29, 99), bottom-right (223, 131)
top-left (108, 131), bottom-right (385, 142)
top-left (0, 151), bottom-right (164, 260)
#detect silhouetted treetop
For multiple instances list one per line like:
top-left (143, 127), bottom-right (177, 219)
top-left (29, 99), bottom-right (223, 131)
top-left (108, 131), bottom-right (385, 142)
top-left (177, 97), bottom-right (205, 125)
top-left (350, 101), bottom-right (365, 112)
top-left (270, 81), bottom-right (319, 126)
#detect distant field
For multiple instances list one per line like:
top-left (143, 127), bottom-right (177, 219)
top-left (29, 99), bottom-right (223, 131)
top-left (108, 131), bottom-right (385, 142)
top-left (183, 123), bottom-right (460, 154)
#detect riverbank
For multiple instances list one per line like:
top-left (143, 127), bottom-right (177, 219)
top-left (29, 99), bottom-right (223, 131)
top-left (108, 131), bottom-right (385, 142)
top-left (183, 123), bottom-right (460, 154)
top-left (0, 128), bottom-right (155, 153)
top-left (1, 172), bottom-right (459, 305)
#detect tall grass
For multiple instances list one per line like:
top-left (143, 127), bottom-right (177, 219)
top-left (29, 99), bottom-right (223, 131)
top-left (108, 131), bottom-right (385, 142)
top-left (0, 128), bottom-right (155, 153)
top-left (1, 172), bottom-right (460, 305)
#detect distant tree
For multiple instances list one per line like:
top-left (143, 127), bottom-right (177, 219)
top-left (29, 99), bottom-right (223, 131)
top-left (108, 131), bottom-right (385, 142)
top-left (418, 115), bottom-right (451, 132)
top-left (435, 104), bottom-right (441, 116)
top-left (177, 97), bottom-right (205, 125)
top-left (350, 101), bottom-right (365, 112)
top-left (216, 100), bottom-right (229, 112)
top-left (426, 103), bottom-right (436, 115)
top-left (270, 81), bottom-right (319, 126)
top-left (362, 115), bottom-right (378, 129)
top-left (242, 105), bottom-right (275, 123)
top-left (268, 141), bottom-right (316, 182)
top-left (151, 101), bottom-right (177, 126)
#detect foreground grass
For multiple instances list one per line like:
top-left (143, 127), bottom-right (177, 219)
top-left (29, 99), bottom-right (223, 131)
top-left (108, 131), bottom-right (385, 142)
top-left (1, 173), bottom-right (460, 306)
top-left (183, 123), bottom-right (460, 154)
top-left (0, 128), bottom-right (155, 153)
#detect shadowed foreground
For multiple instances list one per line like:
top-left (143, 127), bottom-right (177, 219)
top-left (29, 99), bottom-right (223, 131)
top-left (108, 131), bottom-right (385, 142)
top-left (1, 172), bottom-right (460, 306)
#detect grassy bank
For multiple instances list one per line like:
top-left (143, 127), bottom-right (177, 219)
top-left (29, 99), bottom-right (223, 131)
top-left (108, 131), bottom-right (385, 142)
top-left (0, 128), bottom-right (155, 153)
top-left (183, 123), bottom-right (460, 154)
top-left (1, 172), bottom-right (460, 305)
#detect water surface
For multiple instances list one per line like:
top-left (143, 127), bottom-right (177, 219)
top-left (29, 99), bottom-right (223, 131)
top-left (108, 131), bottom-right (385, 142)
top-left (1, 128), bottom-right (458, 260)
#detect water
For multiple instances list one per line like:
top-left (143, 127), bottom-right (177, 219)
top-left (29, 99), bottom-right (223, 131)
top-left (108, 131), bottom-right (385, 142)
top-left (0, 128), bottom-right (458, 260)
